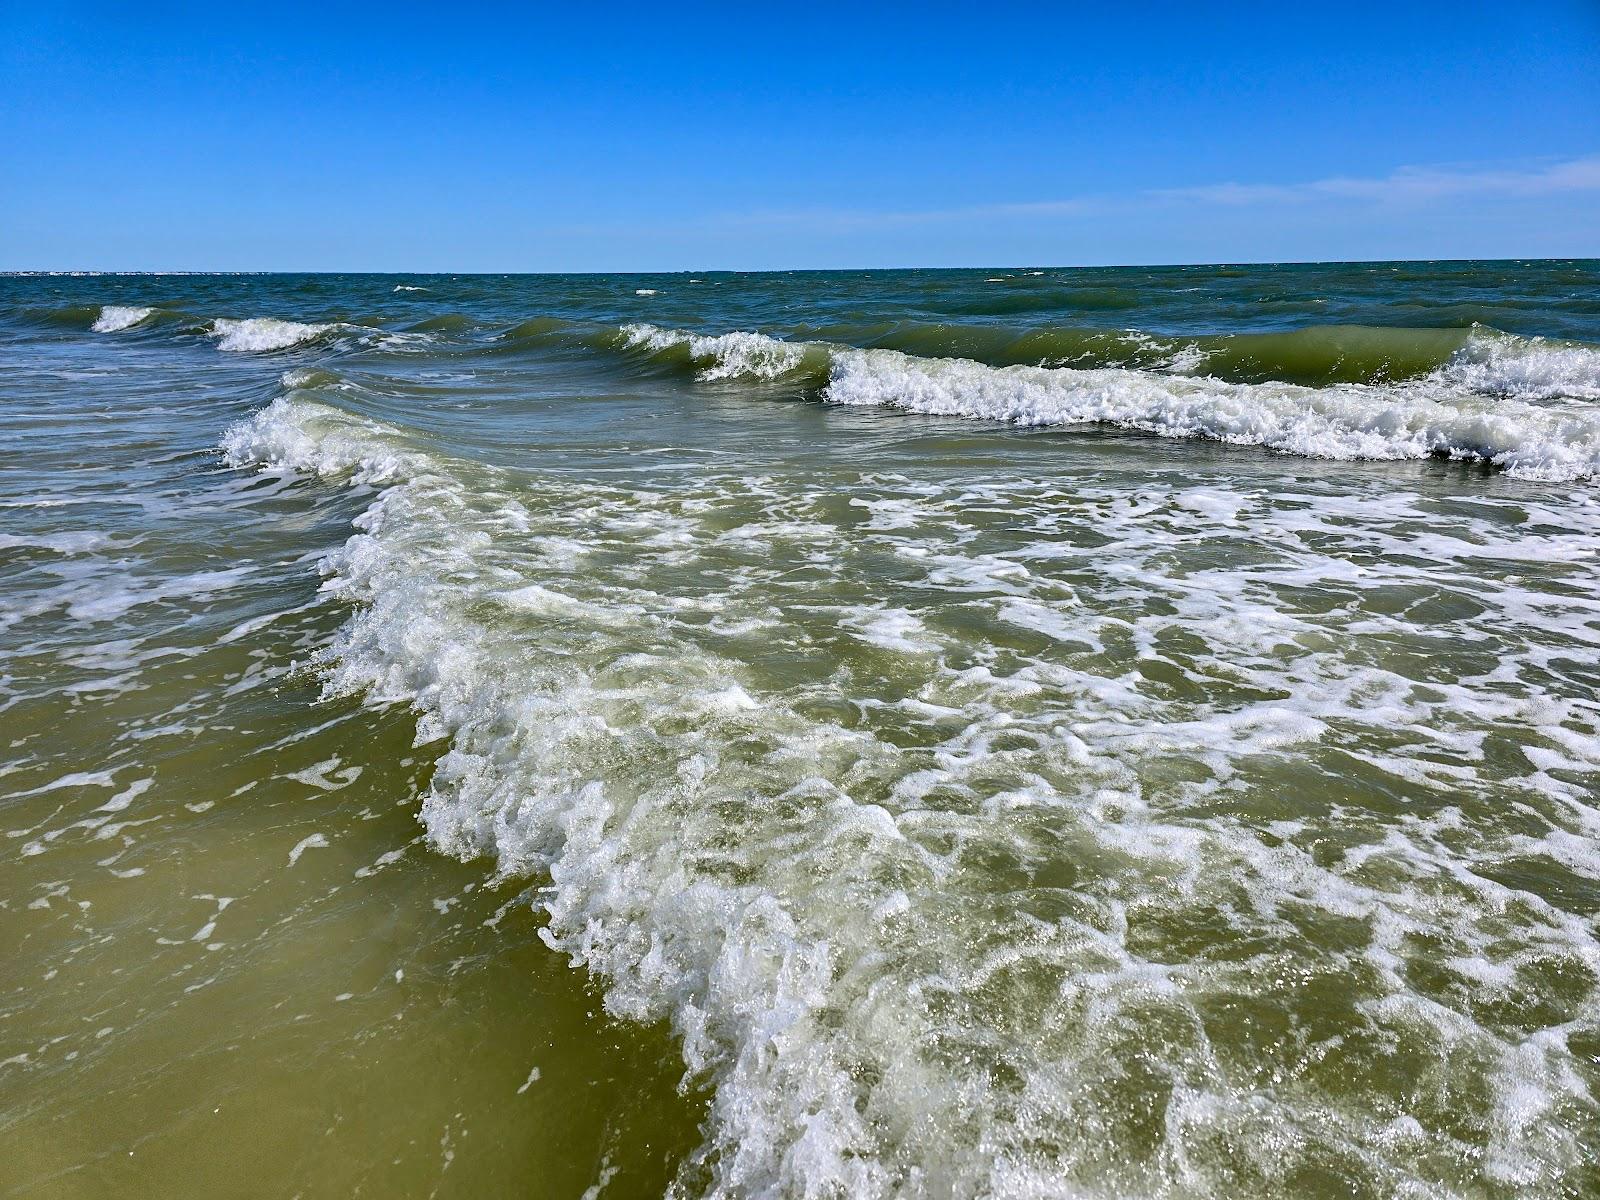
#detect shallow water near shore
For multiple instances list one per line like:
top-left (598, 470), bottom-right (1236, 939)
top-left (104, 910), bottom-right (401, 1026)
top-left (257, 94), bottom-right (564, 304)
top-left (4, 263), bottom-right (1600, 1199)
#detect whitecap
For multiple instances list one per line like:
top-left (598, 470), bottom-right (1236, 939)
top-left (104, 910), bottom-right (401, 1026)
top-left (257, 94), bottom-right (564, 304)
top-left (619, 323), bottom-right (811, 381)
top-left (91, 305), bottom-right (154, 332)
top-left (825, 346), bottom-right (1600, 481)
top-left (1438, 328), bottom-right (1600, 401)
top-left (210, 317), bottom-right (335, 353)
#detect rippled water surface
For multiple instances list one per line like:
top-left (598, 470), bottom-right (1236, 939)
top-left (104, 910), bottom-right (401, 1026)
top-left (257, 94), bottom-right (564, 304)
top-left (4, 264), bottom-right (1600, 1199)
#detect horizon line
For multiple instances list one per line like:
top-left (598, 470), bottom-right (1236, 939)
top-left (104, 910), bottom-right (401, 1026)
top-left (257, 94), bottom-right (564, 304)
top-left (6, 254), bottom-right (1600, 277)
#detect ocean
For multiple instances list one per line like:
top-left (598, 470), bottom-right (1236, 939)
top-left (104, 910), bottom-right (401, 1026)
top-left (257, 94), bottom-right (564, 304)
top-left (4, 261), bottom-right (1599, 1198)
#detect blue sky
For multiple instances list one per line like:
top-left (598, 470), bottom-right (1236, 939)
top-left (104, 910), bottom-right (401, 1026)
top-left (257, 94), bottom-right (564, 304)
top-left (2, 1), bottom-right (1597, 270)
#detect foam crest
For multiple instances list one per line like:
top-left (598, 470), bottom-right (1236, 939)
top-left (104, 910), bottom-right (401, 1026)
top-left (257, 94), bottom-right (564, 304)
top-left (619, 323), bottom-right (817, 381)
top-left (220, 394), bottom-right (421, 484)
top-left (210, 316), bottom-right (337, 353)
top-left (91, 305), bottom-right (155, 332)
top-left (1440, 329), bottom-right (1600, 401)
top-left (825, 348), bottom-right (1600, 480)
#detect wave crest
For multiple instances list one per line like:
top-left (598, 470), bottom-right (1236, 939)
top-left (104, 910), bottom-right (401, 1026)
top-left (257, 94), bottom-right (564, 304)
top-left (619, 323), bottom-right (829, 382)
top-left (210, 316), bottom-right (338, 353)
top-left (91, 305), bottom-right (156, 332)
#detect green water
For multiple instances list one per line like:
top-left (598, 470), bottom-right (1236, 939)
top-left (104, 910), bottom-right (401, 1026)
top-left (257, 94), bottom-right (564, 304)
top-left (3, 263), bottom-right (1600, 1198)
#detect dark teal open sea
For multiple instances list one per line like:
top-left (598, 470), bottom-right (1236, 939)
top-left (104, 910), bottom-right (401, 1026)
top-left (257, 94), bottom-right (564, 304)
top-left (4, 261), bottom-right (1600, 1199)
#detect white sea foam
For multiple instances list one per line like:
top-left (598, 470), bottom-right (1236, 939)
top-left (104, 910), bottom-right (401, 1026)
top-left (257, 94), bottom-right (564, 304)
top-left (1161, 341), bottom-right (1208, 374)
top-left (287, 833), bottom-right (328, 866)
top-left (828, 347), bottom-right (1600, 479)
top-left (222, 392), bottom-right (1600, 1198)
top-left (1438, 329), bottom-right (1600, 401)
top-left (91, 305), bottom-right (154, 332)
top-left (393, 285), bottom-right (428, 292)
top-left (210, 317), bottom-right (336, 353)
top-left (10, 561), bottom-right (256, 628)
top-left (0, 531), bottom-right (116, 555)
top-left (840, 606), bottom-right (939, 653)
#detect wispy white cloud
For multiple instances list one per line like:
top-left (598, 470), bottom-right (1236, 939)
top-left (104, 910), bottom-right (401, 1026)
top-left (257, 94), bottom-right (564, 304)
top-left (550, 155), bottom-right (1600, 240)
top-left (1153, 156), bottom-right (1600, 206)
top-left (749, 155), bottom-right (1600, 231)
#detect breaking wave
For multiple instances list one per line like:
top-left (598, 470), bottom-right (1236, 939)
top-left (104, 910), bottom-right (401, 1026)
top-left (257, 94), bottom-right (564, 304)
top-left (788, 321), bottom-right (1480, 386)
top-left (617, 322), bottom-right (831, 381)
top-left (1438, 330), bottom-right (1600, 400)
top-left (25, 294), bottom-right (1600, 401)
top-left (209, 317), bottom-right (341, 353)
top-left (92, 305), bottom-right (156, 332)
top-left (615, 324), bottom-right (1600, 481)
top-left (795, 321), bottom-right (1600, 390)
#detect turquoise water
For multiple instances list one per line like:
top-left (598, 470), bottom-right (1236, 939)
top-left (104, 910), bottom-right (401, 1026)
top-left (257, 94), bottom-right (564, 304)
top-left (4, 262), bottom-right (1600, 1198)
